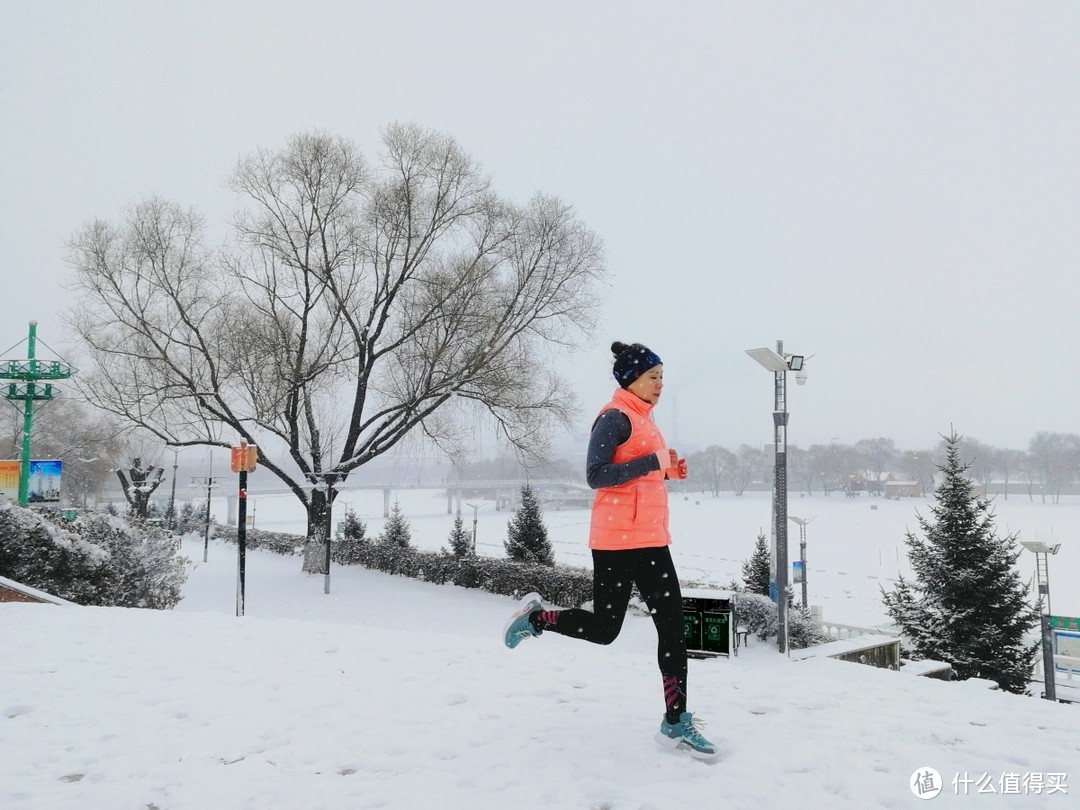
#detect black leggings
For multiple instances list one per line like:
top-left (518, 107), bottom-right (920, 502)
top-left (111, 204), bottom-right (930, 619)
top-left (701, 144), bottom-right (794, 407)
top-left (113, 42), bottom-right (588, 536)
top-left (545, 546), bottom-right (687, 678)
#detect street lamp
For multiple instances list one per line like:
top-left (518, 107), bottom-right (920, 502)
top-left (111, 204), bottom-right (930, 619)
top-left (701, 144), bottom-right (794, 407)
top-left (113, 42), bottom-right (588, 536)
top-left (789, 515), bottom-right (816, 608)
top-left (1020, 540), bottom-right (1061, 702)
top-left (167, 447), bottom-right (179, 530)
top-left (746, 340), bottom-right (808, 655)
top-left (465, 501), bottom-right (483, 554)
top-left (190, 449), bottom-right (221, 563)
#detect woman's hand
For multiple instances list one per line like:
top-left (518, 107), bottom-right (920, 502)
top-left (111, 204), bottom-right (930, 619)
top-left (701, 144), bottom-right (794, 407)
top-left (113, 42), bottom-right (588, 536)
top-left (668, 450), bottom-right (688, 480)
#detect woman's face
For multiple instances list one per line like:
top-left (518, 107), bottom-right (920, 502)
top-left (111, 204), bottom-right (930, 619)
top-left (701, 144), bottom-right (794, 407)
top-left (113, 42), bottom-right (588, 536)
top-left (627, 364), bottom-right (664, 404)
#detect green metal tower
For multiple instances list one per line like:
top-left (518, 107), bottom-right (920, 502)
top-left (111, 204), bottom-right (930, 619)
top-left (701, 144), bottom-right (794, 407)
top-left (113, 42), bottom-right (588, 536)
top-left (1, 321), bottom-right (76, 505)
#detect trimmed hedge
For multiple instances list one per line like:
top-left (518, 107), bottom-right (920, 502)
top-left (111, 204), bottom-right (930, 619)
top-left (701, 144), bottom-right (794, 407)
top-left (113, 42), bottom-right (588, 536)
top-left (217, 526), bottom-right (827, 647)
top-left (219, 526), bottom-right (594, 607)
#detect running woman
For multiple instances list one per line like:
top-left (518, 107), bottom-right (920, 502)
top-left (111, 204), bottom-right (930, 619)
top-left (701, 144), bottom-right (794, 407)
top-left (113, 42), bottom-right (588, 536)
top-left (503, 341), bottom-right (718, 760)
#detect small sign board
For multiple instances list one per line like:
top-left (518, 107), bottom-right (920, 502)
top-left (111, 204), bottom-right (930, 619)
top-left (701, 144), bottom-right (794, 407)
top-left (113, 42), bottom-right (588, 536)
top-left (1, 459), bottom-right (62, 504)
top-left (1048, 615), bottom-right (1080, 632)
top-left (230, 443), bottom-right (258, 473)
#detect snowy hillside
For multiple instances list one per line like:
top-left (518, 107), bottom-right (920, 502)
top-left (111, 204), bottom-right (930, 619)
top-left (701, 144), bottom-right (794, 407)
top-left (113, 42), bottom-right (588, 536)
top-left (2, 522), bottom-right (1078, 809)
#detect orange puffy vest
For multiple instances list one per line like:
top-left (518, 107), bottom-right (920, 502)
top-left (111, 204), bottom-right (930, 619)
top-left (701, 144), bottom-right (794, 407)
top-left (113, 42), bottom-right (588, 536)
top-left (588, 387), bottom-right (671, 551)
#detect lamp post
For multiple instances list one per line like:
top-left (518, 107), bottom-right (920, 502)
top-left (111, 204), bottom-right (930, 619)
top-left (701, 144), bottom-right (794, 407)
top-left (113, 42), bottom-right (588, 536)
top-left (789, 515), bottom-right (816, 608)
top-left (465, 501), bottom-right (482, 555)
top-left (167, 448), bottom-right (179, 530)
top-left (191, 450), bottom-right (220, 563)
top-left (1020, 540), bottom-right (1061, 702)
top-left (746, 341), bottom-right (808, 655)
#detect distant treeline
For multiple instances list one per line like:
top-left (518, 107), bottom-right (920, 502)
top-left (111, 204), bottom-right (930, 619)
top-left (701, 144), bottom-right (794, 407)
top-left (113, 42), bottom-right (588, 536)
top-left (677, 433), bottom-right (1080, 502)
top-left (448, 433), bottom-right (1080, 504)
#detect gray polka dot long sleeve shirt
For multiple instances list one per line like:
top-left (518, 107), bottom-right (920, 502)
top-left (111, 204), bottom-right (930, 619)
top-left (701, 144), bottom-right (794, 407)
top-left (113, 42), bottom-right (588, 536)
top-left (585, 409), bottom-right (663, 490)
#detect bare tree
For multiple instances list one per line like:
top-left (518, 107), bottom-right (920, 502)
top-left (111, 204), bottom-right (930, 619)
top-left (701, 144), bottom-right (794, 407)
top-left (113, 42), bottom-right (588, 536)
top-left (116, 457), bottom-right (164, 518)
top-left (66, 125), bottom-right (604, 536)
top-left (688, 445), bottom-right (733, 496)
top-left (950, 436), bottom-right (999, 496)
top-left (1027, 432), bottom-right (1075, 504)
top-left (808, 441), bottom-right (858, 496)
top-left (854, 437), bottom-right (897, 496)
top-left (898, 449), bottom-right (938, 496)
top-left (729, 444), bottom-right (764, 496)
top-left (996, 448), bottom-right (1025, 500)
top-left (786, 444), bottom-right (815, 495)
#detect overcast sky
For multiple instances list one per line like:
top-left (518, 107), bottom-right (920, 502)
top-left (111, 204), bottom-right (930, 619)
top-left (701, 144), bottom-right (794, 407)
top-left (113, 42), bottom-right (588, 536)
top-left (2, 1), bottom-right (1078, 456)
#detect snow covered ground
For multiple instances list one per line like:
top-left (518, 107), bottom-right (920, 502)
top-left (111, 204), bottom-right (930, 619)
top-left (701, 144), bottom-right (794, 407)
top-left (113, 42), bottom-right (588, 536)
top-left (2, 490), bottom-right (1079, 808)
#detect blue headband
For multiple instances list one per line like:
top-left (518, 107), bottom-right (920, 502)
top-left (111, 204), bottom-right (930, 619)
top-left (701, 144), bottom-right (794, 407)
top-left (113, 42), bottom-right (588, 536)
top-left (613, 344), bottom-right (663, 387)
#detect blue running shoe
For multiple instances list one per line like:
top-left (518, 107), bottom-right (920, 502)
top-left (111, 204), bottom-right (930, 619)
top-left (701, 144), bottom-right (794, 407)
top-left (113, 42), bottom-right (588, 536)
top-left (655, 712), bottom-right (719, 760)
top-left (503, 592), bottom-right (543, 649)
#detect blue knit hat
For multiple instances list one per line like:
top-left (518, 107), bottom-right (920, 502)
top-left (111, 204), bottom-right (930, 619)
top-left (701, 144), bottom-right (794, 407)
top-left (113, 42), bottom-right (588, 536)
top-left (611, 341), bottom-right (663, 388)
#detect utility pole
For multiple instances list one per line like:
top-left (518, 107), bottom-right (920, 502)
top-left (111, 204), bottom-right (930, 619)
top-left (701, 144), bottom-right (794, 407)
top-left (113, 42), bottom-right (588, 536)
top-left (1, 322), bottom-right (76, 505)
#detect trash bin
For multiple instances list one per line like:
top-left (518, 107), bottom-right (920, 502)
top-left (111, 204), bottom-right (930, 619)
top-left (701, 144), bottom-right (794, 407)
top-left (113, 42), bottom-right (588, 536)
top-left (682, 597), bottom-right (702, 650)
top-left (681, 590), bottom-right (735, 658)
top-left (701, 610), bottom-right (731, 656)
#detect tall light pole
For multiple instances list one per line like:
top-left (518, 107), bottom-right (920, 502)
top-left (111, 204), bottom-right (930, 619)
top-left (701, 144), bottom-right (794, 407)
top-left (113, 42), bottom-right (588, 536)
top-left (1020, 540), bottom-right (1061, 701)
top-left (167, 447), bottom-right (179, 530)
top-left (789, 515), bottom-right (815, 608)
top-left (746, 341), bottom-right (808, 655)
top-left (465, 501), bottom-right (482, 554)
top-left (191, 450), bottom-right (220, 563)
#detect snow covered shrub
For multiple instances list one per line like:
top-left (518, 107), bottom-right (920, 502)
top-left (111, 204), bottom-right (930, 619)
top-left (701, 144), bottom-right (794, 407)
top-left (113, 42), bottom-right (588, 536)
top-left (734, 592), bottom-right (780, 641)
top-left (175, 501), bottom-right (209, 534)
top-left (233, 527), bottom-right (305, 556)
top-left (0, 502), bottom-right (107, 603)
top-left (788, 604), bottom-right (831, 649)
top-left (0, 503), bottom-right (188, 608)
top-left (733, 592), bottom-right (828, 649)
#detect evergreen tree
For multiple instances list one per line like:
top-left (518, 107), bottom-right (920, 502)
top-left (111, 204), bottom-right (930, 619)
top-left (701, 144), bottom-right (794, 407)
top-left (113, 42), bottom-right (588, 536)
top-left (504, 484), bottom-right (554, 565)
top-left (741, 531), bottom-right (771, 596)
top-left (445, 514), bottom-right (473, 557)
top-left (377, 500), bottom-right (412, 548)
top-left (882, 432), bottom-right (1040, 694)
top-left (332, 506), bottom-right (368, 564)
top-left (341, 506), bottom-right (367, 542)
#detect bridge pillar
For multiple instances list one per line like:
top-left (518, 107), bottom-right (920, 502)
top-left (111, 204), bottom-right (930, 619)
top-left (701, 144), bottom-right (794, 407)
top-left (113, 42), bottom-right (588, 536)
top-left (383, 487), bottom-right (391, 518)
top-left (226, 494), bottom-right (237, 526)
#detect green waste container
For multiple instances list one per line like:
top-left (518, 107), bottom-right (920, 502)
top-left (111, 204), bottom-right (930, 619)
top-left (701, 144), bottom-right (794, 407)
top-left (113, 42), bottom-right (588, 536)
top-left (681, 592), bottom-right (734, 657)
top-left (683, 610), bottom-right (702, 650)
top-left (701, 611), bottom-right (731, 655)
